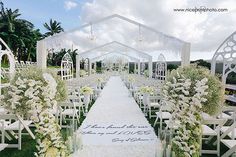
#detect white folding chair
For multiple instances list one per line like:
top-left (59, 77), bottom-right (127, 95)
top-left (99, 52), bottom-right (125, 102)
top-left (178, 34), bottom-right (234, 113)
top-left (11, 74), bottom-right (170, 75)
top-left (219, 122), bottom-right (236, 157)
top-left (154, 101), bottom-right (172, 131)
top-left (59, 94), bottom-right (82, 129)
top-left (0, 120), bottom-right (8, 151)
top-left (0, 114), bottom-right (32, 150)
top-left (201, 118), bottom-right (226, 157)
top-left (148, 95), bottom-right (161, 118)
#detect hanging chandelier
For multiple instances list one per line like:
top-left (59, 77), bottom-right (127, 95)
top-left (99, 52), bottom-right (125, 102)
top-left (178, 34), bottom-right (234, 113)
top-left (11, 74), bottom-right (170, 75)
top-left (88, 23), bottom-right (96, 41)
top-left (138, 24), bottom-right (143, 42)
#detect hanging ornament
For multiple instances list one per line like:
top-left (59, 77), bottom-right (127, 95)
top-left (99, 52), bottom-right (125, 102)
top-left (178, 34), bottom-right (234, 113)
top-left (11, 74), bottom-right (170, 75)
top-left (138, 24), bottom-right (143, 42)
top-left (88, 23), bottom-right (96, 41)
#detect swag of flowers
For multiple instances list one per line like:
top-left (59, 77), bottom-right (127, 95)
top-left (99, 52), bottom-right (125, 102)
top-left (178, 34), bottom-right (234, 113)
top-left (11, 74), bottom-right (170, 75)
top-left (162, 65), bottom-right (224, 157)
top-left (1, 67), bottom-right (70, 157)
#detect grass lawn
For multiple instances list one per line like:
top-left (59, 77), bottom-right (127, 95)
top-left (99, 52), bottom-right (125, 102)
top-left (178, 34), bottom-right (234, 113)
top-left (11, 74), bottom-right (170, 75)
top-left (1, 63), bottom-right (10, 68)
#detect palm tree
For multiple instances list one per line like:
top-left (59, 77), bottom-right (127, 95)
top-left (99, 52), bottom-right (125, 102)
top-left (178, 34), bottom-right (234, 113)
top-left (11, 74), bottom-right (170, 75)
top-left (43, 19), bottom-right (64, 37)
top-left (0, 1), bottom-right (42, 61)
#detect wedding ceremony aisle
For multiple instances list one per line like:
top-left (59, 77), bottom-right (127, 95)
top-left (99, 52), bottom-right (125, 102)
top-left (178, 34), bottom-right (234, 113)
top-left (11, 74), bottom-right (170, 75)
top-left (73, 76), bottom-right (159, 157)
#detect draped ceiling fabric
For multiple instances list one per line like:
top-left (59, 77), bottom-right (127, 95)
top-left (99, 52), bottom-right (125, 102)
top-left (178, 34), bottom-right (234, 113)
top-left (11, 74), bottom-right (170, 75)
top-left (37, 14), bottom-right (190, 69)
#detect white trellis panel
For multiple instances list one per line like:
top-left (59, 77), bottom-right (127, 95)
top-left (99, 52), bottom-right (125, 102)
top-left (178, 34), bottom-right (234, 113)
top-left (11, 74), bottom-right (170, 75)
top-left (61, 52), bottom-right (73, 80)
top-left (211, 31), bottom-right (236, 85)
top-left (155, 53), bottom-right (167, 82)
top-left (0, 38), bottom-right (15, 95)
top-left (0, 38), bottom-right (15, 79)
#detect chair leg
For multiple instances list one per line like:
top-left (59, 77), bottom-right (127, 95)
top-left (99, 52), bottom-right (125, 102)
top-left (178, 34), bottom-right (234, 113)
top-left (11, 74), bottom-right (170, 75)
top-left (217, 131), bottom-right (220, 156)
top-left (18, 125), bottom-right (22, 150)
top-left (222, 145), bottom-right (236, 157)
top-left (160, 117), bottom-right (163, 131)
top-left (149, 107), bottom-right (151, 118)
top-left (60, 114), bottom-right (63, 127)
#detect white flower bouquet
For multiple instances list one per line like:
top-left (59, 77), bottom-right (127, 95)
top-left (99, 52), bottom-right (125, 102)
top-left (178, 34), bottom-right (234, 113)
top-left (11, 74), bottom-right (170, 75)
top-left (80, 70), bottom-right (87, 77)
top-left (139, 86), bottom-right (154, 94)
top-left (80, 86), bottom-right (93, 95)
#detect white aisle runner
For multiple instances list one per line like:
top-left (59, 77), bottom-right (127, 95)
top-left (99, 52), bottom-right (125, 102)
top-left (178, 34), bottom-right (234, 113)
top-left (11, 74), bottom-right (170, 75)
top-left (74, 76), bottom-right (160, 157)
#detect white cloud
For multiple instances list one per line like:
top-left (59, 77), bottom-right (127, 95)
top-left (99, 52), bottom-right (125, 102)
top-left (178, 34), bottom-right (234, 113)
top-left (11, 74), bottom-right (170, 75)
top-left (64, 0), bottom-right (78, 10)
top-left (47, 0), bottom-right (236, 61)
top-left (77, 0), bottom-right (236, 60)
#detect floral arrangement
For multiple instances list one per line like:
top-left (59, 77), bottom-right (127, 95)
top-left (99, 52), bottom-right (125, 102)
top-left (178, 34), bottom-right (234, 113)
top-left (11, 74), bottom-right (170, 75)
top-left (97, 77), bottom-right (104, 83)
top-left (80, 70), bottom-right (87, 77)
top-left (128, 76), bottom-right (135, 82)
top-left (80, 86), bottom-right (93, 95)
top-left (139, 86), bottom-right (154, 94)
top-left (144, 70), bottom-right (149, 77)
top-left (1, 67), bottom-right (70, 157)
top-left (168, 65), bottom-right (224, 115)
top-left (91, 69), bottom-right (96, 74)
top-left (162, 65), bottom-right (224, 157)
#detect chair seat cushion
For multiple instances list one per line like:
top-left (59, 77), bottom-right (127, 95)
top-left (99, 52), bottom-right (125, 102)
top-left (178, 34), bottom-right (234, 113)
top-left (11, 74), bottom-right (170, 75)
top-left (149, 102), bottom-right (160, 107)
top-left (221, 139), bottom-right (236, 149)
top-left (218, 113), bottom-right (233, 120)
top-left (62, 109), bottom-right (79, 116)
top-left (221, 126), bottom-right (236, 139)
top-left (202, 125), bottom-right (217, 136)
top-left (156, 112), bottom-right (171, 119)
top-left (0, 144), bottom-right (8, 151)
top-left (5, 120), bottom-right (32, 130)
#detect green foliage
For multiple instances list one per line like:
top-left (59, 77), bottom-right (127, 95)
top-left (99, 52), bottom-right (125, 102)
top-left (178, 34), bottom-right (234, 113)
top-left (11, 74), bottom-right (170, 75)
top-left (167, 64), bottom-right (179, 71)
top-left (43, 19), bottom-right (64, 37)
top-left (0, 2), bottom-right (42, 61)
top-left (47, 48), bottom-right (77, 69)
top-left (168, 65), bottom-right (224, 115)
top-left (191, 59), bottom-right (211, 70)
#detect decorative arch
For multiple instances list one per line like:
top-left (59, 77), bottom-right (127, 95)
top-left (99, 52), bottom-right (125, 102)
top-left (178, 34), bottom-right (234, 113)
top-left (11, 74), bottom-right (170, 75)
top-left (0, 38), bottom-right (15, 81)
top-left (37, 14), bottom-right (190, 70)
top-left (155, 53), bottom-right (167, 82)
top-left (90, 51), bottom-right (141, 74)
top-left (61, 52), bottom-right (73, 80)
top-left (211, 31), bottom-right (236, 84)
top-left (76, 41), bottom-right (152, 77)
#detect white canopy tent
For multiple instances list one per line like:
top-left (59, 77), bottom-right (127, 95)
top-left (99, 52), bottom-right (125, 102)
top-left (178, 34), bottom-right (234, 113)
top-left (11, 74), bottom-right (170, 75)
top-left (77, 41), bottom-right (151, 76)
top-left (90, 51), bottom-right (141, 74)
top-left (37, 14), bottom-right (190, 76)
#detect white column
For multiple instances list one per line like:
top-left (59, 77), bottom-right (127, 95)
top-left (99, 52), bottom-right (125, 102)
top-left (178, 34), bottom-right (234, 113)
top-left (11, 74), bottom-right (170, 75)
top-left (36, 40), bottom-right (47, 69)
top-left (76, 55), bottom-right (80, 78)
top-left (138, 60), bottom-right (140, 75)
top-left (148, 57), bottom-right (153, 78)
top-left (134, 62), bottom-right (137, 74)
top-left (181, 42), bottom-right (191, 66)
top-left (211, 56), bottom-right (216, 75)
top-left (89, 60), bottom-right (92, 75)
top-left (94, 62), bottom-right (97, 72)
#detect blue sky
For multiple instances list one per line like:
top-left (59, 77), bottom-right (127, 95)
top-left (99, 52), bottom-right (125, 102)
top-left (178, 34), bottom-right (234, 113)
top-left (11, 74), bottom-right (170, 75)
top-left (2, 0), bottom-right (236, 60)
top-left (2, 0), bottom-right (88, 33)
